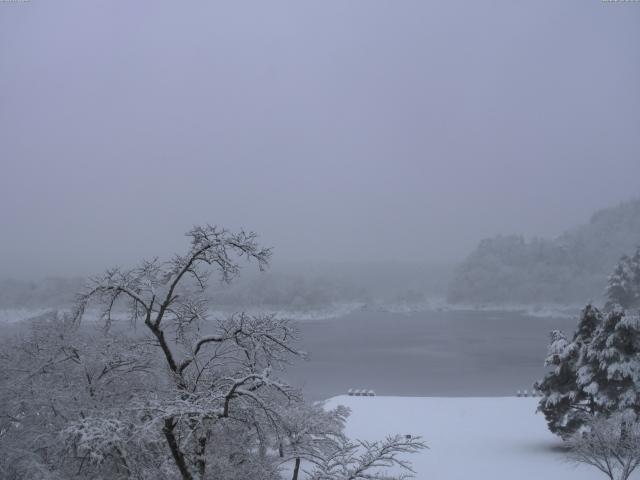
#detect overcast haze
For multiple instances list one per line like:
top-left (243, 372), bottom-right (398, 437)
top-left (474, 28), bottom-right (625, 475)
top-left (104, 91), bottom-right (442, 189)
top-left (1, 1), bottom-right (639, 279)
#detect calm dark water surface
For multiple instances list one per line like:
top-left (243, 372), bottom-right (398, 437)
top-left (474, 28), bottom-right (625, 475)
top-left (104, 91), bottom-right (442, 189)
top-left (285, 308), bottom-right (578, 400)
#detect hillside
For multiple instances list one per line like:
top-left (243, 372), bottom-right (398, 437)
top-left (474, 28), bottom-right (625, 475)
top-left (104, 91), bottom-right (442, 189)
top-left (448, 198), bottom-right (640, 305)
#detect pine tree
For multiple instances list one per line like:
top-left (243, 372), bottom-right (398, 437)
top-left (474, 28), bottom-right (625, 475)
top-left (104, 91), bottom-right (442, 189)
top-left (536, 305), bottom-right (601, 437)
top-left (579, 309), bottom-right (640, 417)
top-left (539, 249), bottom-right (640, 439)
top-left (538, 304), bottom-right (640, 438)
top-left (605, 247), bottom-right (640, 312)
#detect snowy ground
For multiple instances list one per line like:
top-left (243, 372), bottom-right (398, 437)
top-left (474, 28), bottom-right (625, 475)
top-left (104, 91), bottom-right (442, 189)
top-left (324, 395), bottom-right (629, 480)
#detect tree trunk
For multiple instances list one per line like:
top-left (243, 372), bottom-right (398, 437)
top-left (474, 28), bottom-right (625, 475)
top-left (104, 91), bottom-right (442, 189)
top-left (291, 457), bottom-right (301, 480)
top-left (196, 435), bottom-right (207, 479)
top-left (255, 422), bottom-right (267, 459)
top-left (163, 417), bottom-right (193, 480)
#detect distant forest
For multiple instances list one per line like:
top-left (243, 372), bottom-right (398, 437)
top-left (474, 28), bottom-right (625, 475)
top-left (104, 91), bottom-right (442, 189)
top-left (0, 262), bottom-right (453, 312)
top-left (448, 199), bottom-right (640, 305)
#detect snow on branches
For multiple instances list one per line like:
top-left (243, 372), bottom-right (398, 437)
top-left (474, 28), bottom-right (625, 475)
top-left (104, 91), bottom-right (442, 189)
top-left (2, 225), bottom-right (427, 480)
top-left (307, 434), bottom-right (427, 480)
top-left (566, 413), bottom-right (640, 480)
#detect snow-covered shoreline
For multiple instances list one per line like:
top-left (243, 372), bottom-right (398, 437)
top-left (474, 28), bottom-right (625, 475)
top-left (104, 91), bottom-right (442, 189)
top-left (237, 298), bottom-right (582, 321)
top-left (0, 298), bottom-right (582, 325)
top-left (210, 298), bottom-right (582, 321)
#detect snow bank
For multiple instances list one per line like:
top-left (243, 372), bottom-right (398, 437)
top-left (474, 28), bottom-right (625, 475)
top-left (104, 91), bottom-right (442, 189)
top-left (324, 395), bottom-right (619, 480)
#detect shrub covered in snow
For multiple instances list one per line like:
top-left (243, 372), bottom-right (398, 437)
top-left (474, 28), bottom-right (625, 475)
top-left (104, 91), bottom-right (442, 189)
top-left (566, 413), bottom-right (640, 480)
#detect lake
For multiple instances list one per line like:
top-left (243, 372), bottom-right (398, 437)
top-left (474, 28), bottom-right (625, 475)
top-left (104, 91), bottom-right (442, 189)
top-left (286, 308), bottom-right (579, 400)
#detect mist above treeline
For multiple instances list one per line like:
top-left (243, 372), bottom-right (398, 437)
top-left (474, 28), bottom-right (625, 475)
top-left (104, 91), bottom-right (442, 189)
top-left (2, 198), bottom-right (640, 312)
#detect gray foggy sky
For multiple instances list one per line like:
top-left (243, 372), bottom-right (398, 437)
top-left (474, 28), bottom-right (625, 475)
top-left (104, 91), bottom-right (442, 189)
top-left (1, 1), bottom-right (639, 279)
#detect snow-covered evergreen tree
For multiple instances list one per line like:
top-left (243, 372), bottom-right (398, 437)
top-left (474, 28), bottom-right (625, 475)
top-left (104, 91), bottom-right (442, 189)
top-left (538, 301), bottom-right (640, 438)
top-left (578, 308), bottom-right (640, 417)
top-left (605, 247), bottom-right (640, 312)
top-left (535, 305), bottom-right (601, 437)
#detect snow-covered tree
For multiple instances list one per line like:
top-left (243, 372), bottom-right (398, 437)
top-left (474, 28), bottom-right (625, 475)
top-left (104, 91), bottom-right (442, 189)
top-left (70, 225), bottom-right (307, 479)
top-left (0, 311), bottom-right (161, 479)
top-left (535, 305), bottom-right (600, 437)
top-left (605, 247), bottom-right (640, 312)
top-left (0, 225), bottom-right (427, 480)
top-left (537, 302), bottom-right (640, 438)
top-left (278, 402), bottom-right (349, 480)
top-left (307, 434), bottom-right (427, 480)
top-left (566, 414), bottom-right (640, 480)
top-left (578, 309), bottom-right (640, 418)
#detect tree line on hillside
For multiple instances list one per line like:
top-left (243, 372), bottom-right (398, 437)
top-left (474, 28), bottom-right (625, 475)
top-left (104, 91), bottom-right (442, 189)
top-left (448, 198), bottom-right (640, 305)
